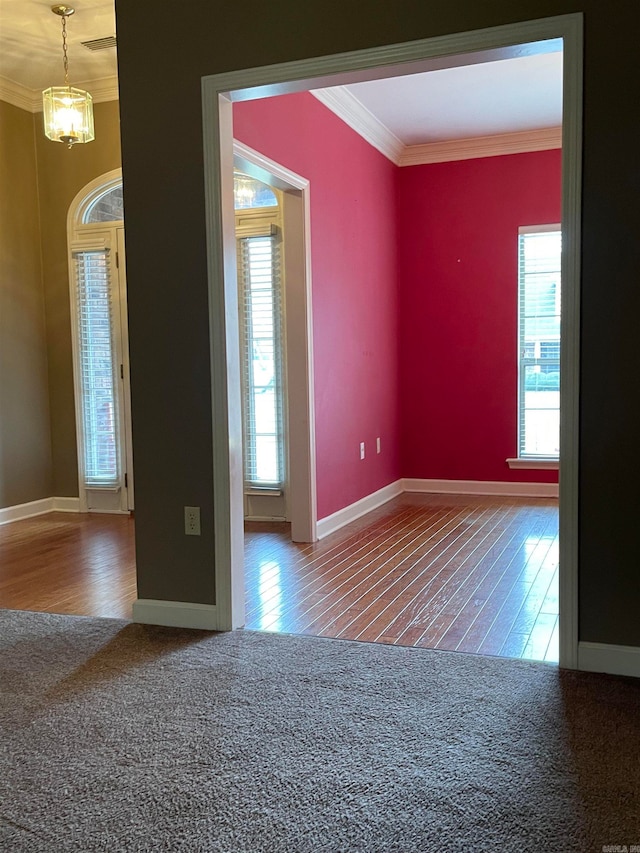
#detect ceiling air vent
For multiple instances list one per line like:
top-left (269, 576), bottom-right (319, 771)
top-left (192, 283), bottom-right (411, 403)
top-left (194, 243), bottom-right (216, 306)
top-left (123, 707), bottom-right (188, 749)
top-left (81, 35), bottom-right (117, 51)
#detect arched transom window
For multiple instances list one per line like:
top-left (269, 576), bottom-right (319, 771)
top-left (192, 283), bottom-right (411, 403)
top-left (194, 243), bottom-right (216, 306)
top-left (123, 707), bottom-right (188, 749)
top-left (83, 184), bottom-right (124, 224)
top-left (234, 173), bottom-right (278, 210)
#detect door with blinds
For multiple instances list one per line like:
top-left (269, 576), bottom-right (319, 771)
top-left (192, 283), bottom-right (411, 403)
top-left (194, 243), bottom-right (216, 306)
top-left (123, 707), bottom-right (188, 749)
top-left (234, 174), bottom-right (288, 521)
top-left (69, 221), bottom-right (133, 513)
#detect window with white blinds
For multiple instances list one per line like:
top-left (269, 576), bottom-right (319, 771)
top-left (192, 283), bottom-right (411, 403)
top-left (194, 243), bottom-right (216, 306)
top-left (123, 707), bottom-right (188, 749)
top-left (518, 226), bottom-right (562, 458)
top-left (237, 234), bottom-right (285, 489)
top-left (74, 250), bottom-right (120, 486)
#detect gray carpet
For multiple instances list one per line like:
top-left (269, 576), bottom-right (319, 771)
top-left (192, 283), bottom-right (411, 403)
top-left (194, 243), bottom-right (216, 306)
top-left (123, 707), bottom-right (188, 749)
top-left (1, 610), bottom-right (639, 852)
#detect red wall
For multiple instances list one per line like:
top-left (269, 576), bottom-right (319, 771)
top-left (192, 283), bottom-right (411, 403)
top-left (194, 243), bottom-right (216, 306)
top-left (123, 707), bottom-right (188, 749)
top-left (233, 92), bottom-right (401, 519)
top-left (397, 150), bottom-right (562, 484)
top-left (235, 92), bottom-right (561, 517)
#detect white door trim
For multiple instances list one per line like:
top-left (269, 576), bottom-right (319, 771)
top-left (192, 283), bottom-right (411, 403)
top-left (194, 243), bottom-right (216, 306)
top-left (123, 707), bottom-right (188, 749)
top-left (233, 142), bottom-right (318, 543)
top-left (201, 13), bottom-right (583, 669)
top-left (556, 16), bottom-right (583, 671)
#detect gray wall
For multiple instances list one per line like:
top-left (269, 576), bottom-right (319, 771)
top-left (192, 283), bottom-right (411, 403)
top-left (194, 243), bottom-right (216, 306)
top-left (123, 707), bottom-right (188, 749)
top-left (0, 100), bottom-right (52, 508)
top-left (114, 0), bottom-right (640, 645)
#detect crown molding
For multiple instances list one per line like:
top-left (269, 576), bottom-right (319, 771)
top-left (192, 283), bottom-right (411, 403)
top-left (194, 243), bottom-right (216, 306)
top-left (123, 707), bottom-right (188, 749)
top-left (0, 76), bottom-right (35, 112)
top-left (75, 75), bottom-right (120, 104)
top-left (399, 126), bottom-right (562, 166)
top-left (0, 74), bottom-right (119, 113)
top-left (311, 86), bottom-right (404, 164)
top-left (311, 86), bottom-right (561, 166)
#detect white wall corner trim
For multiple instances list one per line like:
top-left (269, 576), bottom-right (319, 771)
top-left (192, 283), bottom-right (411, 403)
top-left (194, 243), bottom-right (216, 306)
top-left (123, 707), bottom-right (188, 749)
top-left (398, 127), bottom-right (562, 166)
top-left (578, 642), bottom-right (640, 679)
top-left (311, 87), bottom-right (404, 164)
top-left (133, 599), bottom-right (220, 631)
top-left (0, 74), bottom-right (119, 113)
top-left (402, 478), bottom-right (559, 498)
top-left (316, 480), bottom-right (403, 540)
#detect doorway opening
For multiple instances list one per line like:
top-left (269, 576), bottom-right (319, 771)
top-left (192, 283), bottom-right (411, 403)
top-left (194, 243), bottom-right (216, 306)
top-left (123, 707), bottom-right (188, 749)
top-left (201, 13), bottom-right (581, 666)
top-left (233, 142), bottom-right (317, 543)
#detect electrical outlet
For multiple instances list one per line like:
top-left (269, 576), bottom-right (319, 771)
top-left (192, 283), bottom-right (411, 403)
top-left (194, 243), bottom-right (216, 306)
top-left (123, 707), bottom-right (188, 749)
top-left (360, 442), bottom-right (365, 460)
top-left (376, 436), bottom-right (381, 454)
top-left (184, 506), bottom-right (201, 536)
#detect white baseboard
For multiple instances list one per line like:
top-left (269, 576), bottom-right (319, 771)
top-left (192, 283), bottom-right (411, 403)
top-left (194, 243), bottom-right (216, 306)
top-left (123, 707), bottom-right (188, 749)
top-left (402, 478), bottom-right (559, 498)
top-left (316, 479), bottom-right (403, 540)
top-left (53, 497), bottom-right (81, 512)
top-left (0, 496), bottom-right (82, 525)
top-left (578, 641), bottom-right (640, 679)
top-left (0, 498), bottom-right (53, 525)
top-left (133, 599), bottom-right (220, 630)
top-left (314, 476), bottom-right (556, 539)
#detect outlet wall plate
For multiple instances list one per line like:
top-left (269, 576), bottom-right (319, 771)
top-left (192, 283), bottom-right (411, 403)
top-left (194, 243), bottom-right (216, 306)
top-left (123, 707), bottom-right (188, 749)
top-left (184, 506), bottom-right (201, 536)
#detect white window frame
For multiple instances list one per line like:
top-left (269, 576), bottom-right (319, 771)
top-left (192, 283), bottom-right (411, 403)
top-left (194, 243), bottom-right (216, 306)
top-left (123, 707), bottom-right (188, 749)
top-left (508, 223), bottom-right (561, 471)
top-left (235, 204), bottom-right (288, 497)
top-left (67, 169), bottom-right (132, 513)
top-left (74, 172), bottom-right (123, 225)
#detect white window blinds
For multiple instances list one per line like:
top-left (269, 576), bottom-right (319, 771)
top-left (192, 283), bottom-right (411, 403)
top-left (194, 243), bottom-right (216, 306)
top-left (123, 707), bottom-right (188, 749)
top-left (518, 226), bottom-right (562, 458)
top-left (237, 234), bottom-right (285, 489)
top-left (74, 249), bottom-right (120, 486)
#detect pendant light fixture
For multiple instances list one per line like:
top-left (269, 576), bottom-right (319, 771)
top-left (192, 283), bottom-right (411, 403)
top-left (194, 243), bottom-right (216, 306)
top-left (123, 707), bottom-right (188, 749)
top-left (42, 5), bottom-right (95, 148)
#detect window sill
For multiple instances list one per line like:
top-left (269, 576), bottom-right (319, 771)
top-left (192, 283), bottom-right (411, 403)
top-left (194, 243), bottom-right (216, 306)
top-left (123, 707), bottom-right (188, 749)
top-left (506, 458), bottom-right (559, 470)
top-left (244, 488), bottom-right (283, 497)
top-left (86, 484), bottom-right (121, 491)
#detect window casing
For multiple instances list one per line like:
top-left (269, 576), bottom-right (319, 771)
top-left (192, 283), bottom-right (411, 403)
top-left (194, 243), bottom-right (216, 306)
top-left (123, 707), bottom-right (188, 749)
top-left (518, 225), bottom-right (562, 459)
top-left (67, 170), bottom-right (134, 513)
top-left (235, 175), bottom-right (286, 492)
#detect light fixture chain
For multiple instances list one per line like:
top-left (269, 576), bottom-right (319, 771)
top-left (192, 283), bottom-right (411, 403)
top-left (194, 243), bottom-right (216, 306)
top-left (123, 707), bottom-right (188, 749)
top-left (61, 14), bottom-right (69, 86)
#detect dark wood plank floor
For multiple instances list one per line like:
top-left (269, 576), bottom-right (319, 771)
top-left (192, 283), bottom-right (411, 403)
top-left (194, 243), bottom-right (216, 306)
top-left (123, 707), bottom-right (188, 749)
top-left (0, 512), bottom-right (136, 619)
top-left (0, 493), bottom-right (558, 663)
top-left (244, 494), bottom-right (559, 663)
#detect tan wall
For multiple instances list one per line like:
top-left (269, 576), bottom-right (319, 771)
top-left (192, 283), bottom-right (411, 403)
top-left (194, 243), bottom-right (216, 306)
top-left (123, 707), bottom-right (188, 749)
top-left (35, 99), bottom-right (122, 496)
top-left (114, 0), bottom-right (640, 645)
top-left (0, 101), bottom-right (52, 508)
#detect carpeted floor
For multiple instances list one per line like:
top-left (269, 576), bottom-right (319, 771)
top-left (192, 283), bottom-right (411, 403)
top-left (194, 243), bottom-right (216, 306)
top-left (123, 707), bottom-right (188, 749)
top-left (1, 609), bottom-right (639, 852)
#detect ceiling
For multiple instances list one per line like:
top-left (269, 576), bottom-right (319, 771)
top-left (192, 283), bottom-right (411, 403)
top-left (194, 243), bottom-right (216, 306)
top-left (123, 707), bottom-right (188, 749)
top-left (0, 1), bottom-right (562, 148)
top-left (0, 0), bottom-right (117, 90)
top-left (343, 52), bottom-right (562, 145)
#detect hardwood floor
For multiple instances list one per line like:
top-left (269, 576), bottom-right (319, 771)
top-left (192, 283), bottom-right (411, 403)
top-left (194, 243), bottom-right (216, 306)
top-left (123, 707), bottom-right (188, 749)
top-left (0, 512), bottom-right (136, 619)
top-left (0, 494), bottom-right (558, 663)
top-left (244, 494), bottom-right (559, 664)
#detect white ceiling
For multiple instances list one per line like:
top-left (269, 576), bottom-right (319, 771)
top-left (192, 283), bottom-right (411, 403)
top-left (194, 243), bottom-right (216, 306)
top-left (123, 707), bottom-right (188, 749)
top-left (344, 52), bottom-right (562, 145)
top-left (0, 0), bottom-right (117, 90)
top-left (0, 1), bottom-right (562, 148)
